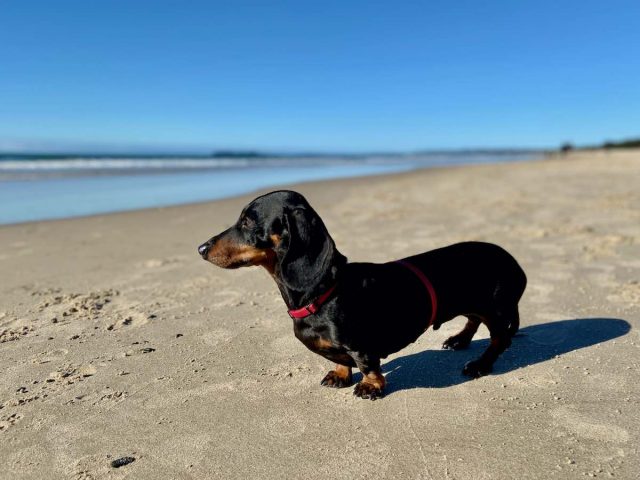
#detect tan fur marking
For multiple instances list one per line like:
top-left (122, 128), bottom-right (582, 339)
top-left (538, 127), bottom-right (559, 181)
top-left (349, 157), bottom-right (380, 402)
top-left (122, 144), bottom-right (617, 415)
top-left (207, 237), bottom-right (276, 273)
top-left (334, 364), bottom-right (352, 381)
top-left (315, 337), bottom-right (333, 350)
top-left (361, 371), bottom-right (386, 390)
top-left (270, 234), bottom-right (281, 247)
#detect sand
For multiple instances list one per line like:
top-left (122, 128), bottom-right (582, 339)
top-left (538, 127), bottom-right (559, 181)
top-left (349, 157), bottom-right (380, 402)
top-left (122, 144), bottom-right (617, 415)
top-left (1, 150), bottom-right (638, 479)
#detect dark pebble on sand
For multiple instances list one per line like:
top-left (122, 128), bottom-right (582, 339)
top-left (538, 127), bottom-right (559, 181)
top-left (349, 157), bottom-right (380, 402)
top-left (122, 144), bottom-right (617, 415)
top-left (176, 333), bottom-right (183, 338)
top-left (141, 347), bottom-right (155, 353)
top-left (110, 456), bottom-right (135, 468)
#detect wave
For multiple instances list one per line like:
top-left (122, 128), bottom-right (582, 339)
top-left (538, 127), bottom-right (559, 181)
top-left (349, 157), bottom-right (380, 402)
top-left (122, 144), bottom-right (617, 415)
top-left (0, 151), bottom-right (538, 173)
top-left (0, 157), bottom-right (327, 171)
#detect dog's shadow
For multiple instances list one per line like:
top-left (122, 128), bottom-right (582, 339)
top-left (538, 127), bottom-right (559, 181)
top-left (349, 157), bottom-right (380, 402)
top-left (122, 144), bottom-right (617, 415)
top-left (372, 318), bottom-right (630, 396)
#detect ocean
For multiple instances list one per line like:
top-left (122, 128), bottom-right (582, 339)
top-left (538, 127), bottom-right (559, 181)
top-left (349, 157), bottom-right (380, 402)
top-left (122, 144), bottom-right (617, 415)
top-left (0, 152), bottom-right (539, 225)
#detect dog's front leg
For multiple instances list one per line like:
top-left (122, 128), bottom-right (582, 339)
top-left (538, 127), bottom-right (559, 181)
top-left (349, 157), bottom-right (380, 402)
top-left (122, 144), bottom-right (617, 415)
top-left (350, 353), bottom-right (385, 400)
top-left (320, 364), bottom-right (353, 388)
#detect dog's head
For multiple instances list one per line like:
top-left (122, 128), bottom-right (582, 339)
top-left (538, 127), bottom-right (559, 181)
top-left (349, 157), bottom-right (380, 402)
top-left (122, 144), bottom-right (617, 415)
top-left (198, 190), bottom-right (345, 289)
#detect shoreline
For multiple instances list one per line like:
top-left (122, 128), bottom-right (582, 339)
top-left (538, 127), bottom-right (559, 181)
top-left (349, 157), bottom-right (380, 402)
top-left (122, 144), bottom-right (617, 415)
top-left (5, 147), bottom-right (636, 228)
top-left (1, 149), bottom-right (638, 479)
top-left (0, 152), bottom-right (541, 226)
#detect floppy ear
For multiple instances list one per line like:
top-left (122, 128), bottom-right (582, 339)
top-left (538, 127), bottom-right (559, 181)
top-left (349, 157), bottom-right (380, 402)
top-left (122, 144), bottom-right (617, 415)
top-left (276, 206), bottom-right (339, 291)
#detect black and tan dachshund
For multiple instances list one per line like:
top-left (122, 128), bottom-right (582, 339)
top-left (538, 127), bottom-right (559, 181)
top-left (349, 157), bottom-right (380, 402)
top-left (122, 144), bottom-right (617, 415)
top-left (198, 190), bottom-right (527, 400)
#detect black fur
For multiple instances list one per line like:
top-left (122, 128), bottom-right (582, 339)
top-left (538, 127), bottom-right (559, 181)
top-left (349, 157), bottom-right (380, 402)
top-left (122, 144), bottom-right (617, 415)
top-left (198, 190), bottom-right (527, 400)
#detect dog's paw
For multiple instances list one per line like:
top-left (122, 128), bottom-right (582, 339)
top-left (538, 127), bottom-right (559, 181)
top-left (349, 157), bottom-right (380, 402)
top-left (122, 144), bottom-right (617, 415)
top-left (320, 370), bottom-right (352, 388)
top-left (462, 360), bottom-right (492, 378)
top-left (353, 382), bottom-right (384, 400)
top-left (442, 336), bottom-right (471, 350)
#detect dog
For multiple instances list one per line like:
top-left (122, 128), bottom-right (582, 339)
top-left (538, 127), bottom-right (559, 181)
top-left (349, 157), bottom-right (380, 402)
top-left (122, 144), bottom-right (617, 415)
top-left (198, 190), bottom-right (527, 400)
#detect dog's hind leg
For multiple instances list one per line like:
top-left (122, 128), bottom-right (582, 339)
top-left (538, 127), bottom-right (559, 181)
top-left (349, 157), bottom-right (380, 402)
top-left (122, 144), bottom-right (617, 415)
top-left (507, 306), bottom-right (520, 337)
top-left (462, 309), bottom-right (514, 378)
top-left (442, 315), bottom-right (482, 350)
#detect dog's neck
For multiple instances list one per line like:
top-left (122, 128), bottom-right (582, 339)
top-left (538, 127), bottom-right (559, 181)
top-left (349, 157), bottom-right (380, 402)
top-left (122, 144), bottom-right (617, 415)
top-left (272, 248), bottom-right (346, 310)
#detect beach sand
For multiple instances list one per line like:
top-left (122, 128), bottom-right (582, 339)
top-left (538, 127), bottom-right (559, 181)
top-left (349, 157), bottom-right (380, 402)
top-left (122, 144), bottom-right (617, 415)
top-left (1, 150), bottom-right (638, 479)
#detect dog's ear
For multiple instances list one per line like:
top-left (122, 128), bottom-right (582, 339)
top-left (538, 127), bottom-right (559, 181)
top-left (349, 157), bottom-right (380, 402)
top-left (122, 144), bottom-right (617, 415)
top-left (275, 205), bottom-right (339, 291)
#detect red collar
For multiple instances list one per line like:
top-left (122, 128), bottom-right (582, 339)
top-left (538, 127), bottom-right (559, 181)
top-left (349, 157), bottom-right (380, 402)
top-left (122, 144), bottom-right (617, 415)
top-left (288, 285), bottom-right (337, 319)
top-left (394, 259), bottom-right (438, 327)
top-left (286, 261), bottom-right (437, 326)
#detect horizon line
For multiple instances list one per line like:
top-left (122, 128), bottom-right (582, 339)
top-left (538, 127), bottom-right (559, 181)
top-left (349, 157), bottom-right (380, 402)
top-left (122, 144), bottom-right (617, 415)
top-left (0, 147), bottom-right (551, 158)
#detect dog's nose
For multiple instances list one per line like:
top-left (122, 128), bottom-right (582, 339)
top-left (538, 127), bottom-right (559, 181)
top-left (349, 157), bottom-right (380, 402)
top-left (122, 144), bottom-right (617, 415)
top-left (198, 243), bottom-right (210, 258)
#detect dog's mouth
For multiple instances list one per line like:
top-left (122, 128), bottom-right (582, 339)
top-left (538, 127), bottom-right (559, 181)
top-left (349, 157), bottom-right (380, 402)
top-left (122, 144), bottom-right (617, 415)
top-left (199, 237), bottom-right (276, 272)
top-left (214, 257), bottom-right (253, 269)
top-left (200, 252), bottom-right (237, 268)
top-left (204, 251), bottom-right (265, 269)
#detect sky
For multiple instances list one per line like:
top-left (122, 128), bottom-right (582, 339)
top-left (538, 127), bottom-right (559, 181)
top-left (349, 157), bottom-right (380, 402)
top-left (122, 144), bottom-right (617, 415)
top-left (1, 0), bottom-right (639, 153)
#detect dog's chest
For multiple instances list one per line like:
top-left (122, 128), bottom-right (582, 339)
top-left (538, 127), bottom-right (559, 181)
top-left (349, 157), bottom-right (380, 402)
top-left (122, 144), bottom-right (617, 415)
top-left (292, 318), bottom-right (351, 364)
top-left (293, 319), bottom-right (332, 351)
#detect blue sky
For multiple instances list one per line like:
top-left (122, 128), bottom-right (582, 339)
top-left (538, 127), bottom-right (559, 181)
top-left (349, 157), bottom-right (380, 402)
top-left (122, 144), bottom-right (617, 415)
top-left (1, 1), bottom-right (639, 152)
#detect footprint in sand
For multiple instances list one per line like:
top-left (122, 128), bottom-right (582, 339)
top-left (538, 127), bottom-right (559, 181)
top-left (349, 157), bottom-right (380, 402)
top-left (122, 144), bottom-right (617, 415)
top-left (37, 289), bottom-right (120, 323)
top-left (32, 348), bottom-right (69, 365)
top-left (170, 276), bottom-right (221, 300)
top-left (201, 329), bottom-right (234, 347)
top-left (47, 364), bottom-right (97, 384)
top-left (582, 234), bottom-right (633, 260)
top-left (607, 280), bottom-right (640, 307)
top-left (123, 345), bottom-right (156, 357)
top-left (37, 364), bottom-right (98, 400)
top-left (0, 412), bottom-right (23, 432)
top-left (519, 369), bottom-right (561, 389)
top-left (93, 390), bottom-right (128, 406)
top-left (106, 311), bottom-right (149, 332)
top-left (139, 256), bottom-right (186, 269)
top-left (209, 289), bottom-right (243, 308)
top-left (0, 324), bottom-right (33, 343)
top-left (69, 453), bottom-right (138, 480)
top-left (551, 406), bottom-right (629, 443)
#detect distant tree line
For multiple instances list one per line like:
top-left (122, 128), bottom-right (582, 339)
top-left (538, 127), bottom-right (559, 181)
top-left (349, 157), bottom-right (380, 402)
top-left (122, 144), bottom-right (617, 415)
top-left (559, 137), bottom-right (640, 152)
top-left (601, 138), bottom-right (640, 149)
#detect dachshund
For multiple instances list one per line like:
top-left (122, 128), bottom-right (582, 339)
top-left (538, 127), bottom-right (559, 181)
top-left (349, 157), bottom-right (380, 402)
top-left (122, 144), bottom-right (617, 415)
top-left (198, 190), bottom-right (527, 400)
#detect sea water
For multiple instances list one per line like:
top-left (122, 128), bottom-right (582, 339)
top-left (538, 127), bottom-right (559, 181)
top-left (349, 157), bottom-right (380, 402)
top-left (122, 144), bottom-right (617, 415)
top-left (0, 152), bottom-right (538, 224)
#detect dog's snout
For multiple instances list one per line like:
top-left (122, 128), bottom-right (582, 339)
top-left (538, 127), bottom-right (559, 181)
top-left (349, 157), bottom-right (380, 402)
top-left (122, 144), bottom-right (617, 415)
top-left (198, 242), bottom-right (211, 258)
